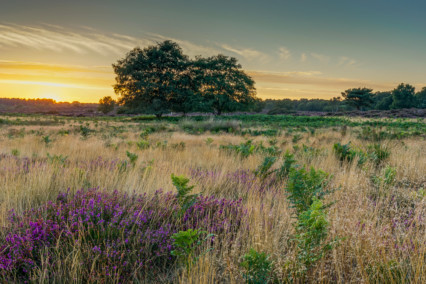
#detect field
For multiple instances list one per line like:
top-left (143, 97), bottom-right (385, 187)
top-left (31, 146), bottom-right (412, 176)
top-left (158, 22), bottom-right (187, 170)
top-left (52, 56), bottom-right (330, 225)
top-left (0, 114), bottom-right (425, 283)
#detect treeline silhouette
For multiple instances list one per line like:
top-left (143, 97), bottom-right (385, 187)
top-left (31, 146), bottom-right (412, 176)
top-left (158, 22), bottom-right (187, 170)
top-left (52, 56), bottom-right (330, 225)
top-left (0, 98), bottom-right (97, 115)
top-left (262, 84), bottom-right (426, 114)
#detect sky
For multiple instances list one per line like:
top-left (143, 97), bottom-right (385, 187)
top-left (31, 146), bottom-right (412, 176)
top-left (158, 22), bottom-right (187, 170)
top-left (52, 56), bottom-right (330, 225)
top-left (0, 0), bottom-right (425, 103)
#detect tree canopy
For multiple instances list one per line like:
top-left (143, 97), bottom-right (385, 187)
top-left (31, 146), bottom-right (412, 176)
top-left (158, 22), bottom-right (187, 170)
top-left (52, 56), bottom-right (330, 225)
top-left (341, 88), bottom-right (374, 110)
top-left (113, 41), bottom-right (257, 116)
top-left (98, 96), bottom-right (116, 114)
top-left (416, 87), bottom-right (426, 108)
top-left (391, 83), bottom-right (416, 109)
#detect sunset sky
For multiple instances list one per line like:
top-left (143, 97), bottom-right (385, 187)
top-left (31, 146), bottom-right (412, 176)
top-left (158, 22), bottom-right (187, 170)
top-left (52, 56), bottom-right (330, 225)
top-left (1, 0), bottom-right (425, 103)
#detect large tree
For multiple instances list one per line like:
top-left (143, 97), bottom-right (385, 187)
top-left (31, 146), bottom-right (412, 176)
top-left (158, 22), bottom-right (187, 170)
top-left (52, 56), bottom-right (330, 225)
top-left (113, 41), bottom-right (194, 117)
top-left (194, 54), bottom-right (257, 115)
top-left (391, 83), bottom-right (416, 109)
top-left (113, 41), bottom-right (257, 116)
top-left (341, 88), bottom-right (374, 110)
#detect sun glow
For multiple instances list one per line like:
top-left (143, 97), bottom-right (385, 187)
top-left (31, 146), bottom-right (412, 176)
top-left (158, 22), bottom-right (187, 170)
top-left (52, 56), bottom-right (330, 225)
top-left (38, 93), bottom-right (63, 102)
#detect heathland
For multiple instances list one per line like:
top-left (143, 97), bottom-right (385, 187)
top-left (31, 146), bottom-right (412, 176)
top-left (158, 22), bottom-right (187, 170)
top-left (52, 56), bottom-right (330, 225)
top-left (0, 114), bottom-right (424, 283)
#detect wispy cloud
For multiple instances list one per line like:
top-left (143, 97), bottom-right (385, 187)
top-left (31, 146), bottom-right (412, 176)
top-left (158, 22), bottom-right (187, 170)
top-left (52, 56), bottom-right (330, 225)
top-left (338, 56), bottom-right (357, 67)
top-left (278, 47), bottom-right (291, 60)
top-left (0, 24), bottom-right (141, 55)
top-left (219, 44), bottom-right (269, 62)
top-left (0, 60), bottom-right (110, 73)
top-left (248, 70), bottom-right (395, 90)
top-left (146, 33), bottom-right (220, 56)
top-left (300, 53), bottom-right (307, 62)
top-left (310, 52), bottom-right (330, 63)
top-left (0, 24), bottom-right (219, 57)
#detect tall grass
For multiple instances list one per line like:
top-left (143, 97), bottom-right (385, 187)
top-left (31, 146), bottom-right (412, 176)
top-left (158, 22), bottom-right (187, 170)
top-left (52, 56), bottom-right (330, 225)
top-left (0, 116), bottom-right (424, 283)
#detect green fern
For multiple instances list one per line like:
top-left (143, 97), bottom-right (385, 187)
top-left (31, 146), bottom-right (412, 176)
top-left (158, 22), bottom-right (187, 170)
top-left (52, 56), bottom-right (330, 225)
top-left (171, 174), bottom-right (198, 213)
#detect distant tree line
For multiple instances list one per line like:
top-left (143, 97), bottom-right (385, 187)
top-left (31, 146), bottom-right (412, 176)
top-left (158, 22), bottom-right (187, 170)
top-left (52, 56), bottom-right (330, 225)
top-left (0, 98), bottom-right (97, 114)
top-left (111, 40), bottom-right (258, 117)
top-left (263, 84), bottom-right (426, 114)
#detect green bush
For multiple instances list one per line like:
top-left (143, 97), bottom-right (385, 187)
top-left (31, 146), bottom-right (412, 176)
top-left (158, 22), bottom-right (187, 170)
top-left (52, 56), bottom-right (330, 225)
top-left (367, 143), bottom-right (390, 165)
top-left (180, 118), bottom-right (241, 134)
top-left (136, 139), bottom-right (150, 150)
top-left (11, 149), bottom-right (20, 157)
top-left (171, 142), bottom-right (186, 151)
top-left (292, 134), bottom-right (303, 143)
top-left (126, 151), bottom-right (138, 166)
top-left (46, 153), bottom-right (68, 165)
top-left (240, 248), bottom-right (273, 284)
top-left (293, 198), bottom-right (338, 277)
top-left (171, 174), bottom-right (198, 214)
top-left (372, 165), bottom-right (397, 188)
top-left (286, 166), bottom-right (331, 216)
top-left (42, 135), bottom-right (52, 146)
top-left (254, 156), bottom-right (277, 180)
top-left (220, 140), bottom-right (256, 158)
top-left (333, 142), bottom-right (356, 162)
top-left (171, 229), bottom-right (213, 273)
top-left (276, 150), bottom-right (296, 179)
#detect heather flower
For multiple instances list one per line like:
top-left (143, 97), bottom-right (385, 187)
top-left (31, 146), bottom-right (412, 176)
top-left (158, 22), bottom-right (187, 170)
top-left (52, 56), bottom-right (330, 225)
top-left (0, 188), bottom-right (246, 281)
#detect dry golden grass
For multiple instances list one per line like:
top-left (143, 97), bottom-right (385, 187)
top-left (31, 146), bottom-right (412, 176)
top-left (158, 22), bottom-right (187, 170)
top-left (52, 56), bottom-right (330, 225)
top-left (0, 117), bottom-right (424, 283)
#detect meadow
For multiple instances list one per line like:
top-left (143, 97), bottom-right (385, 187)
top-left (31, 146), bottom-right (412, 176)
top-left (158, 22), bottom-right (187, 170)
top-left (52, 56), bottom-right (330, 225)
top-left (0, 114), bottom-right (424, 283)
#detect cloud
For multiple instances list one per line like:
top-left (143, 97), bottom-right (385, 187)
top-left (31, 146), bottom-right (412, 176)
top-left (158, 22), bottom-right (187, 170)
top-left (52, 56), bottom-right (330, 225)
top-left (338, 56), bottom-right (357, 67)
top-left (300, 53), bottom-right (307, 62)
top-left (0, 24), bottom-right (219, 57)
top-left (248, 70), bottom-right (396, 90)
top-left (0, 24), bottom-right (140, 55)
top-left (0, 60), bottom-right (110, 73)
top-left (278, 47), bottom-right (291, 60)
top-left (0, 79), bottom-right (110, 90)
top-left (218, 44), bottom-right (269, 62)
top-left (248, 70), bottom-right (412, 99)
top-left (310, 52), bottom-right (330, 63)
top-left (146, 33), bottom-right (220, 57)
top-left (0, 61), bottom-right (114, 89)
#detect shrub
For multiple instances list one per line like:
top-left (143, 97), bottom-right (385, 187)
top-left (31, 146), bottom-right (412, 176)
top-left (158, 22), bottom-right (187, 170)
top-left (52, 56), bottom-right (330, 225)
top-left (126, 151), bottom-right (138, 166)
top-left (171, 229), bottom-right (213, 272)
top-left (292, 134), bottom-right (303, 143)
top-left (136, 139), bottom-right (150, 150)
top-left (171, 174), bottom-right (198, 214)
top-left (367, 143), bottom-right (390, 165)
top-left (79, 125), bottom-right (92, 138)
top-left (130, 115), bottom-right (157, 121)
top-left (140, 127), bottom-right (156, 139)
top-left (254, 156), bottom-right (277, 180)
top-left (220, 140), bottom-right (256, 158)
top-left (171, 142), bottom-right (186, 151)
top-left (333, 142), bottom-right (356, 162)
top-left (11, 149), bottom-right (19, 157)
top-left (286, 166), bottom-right (331, 216)
top-left (220, 140), bottom-right (281, 159)
top-left (276, 150), bottom-right (296, 179)
top-left (46, 153), bottom-right (68, 165)
top-left (240, 248), bottom-right (273, 284)
top-left (205, 137), bottom-right (214, 145)
top-left (42, 135), bottom-right (52, 146)
top-left (180, 118), bottom-right (241, 134)
top-left (372, 165), bottom-right (397, 188)
top-left (293, 198), bottom-right (338, 277)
